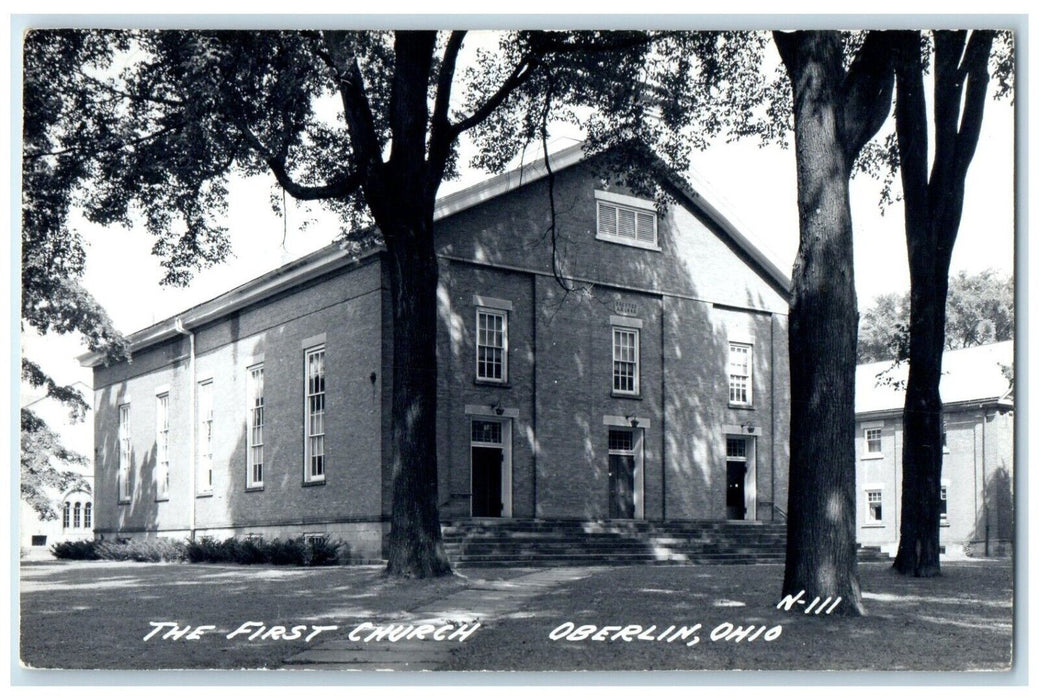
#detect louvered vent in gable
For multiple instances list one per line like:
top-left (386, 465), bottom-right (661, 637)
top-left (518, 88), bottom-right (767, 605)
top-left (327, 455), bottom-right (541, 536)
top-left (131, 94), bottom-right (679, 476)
top-left (595, 190), bottom-right (659, 250)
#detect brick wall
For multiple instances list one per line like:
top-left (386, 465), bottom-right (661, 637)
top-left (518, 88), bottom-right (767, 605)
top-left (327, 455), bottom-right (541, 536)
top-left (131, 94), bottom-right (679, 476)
top-left (93, 258), bottom-right (388, 559)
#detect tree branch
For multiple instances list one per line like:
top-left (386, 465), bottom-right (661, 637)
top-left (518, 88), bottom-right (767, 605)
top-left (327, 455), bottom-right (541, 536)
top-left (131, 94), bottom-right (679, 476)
top-left (953, 30), bottom-right (995, 183)
top-left (841, 30), bottom-right (897, 163)
top-left (320, 31), bottom-right (383, 181)
top-left (25, 123), bottom-right (179, 161)
top-left (76, 65), bottom-right (185, 108)
top-left (429, 31), bottom-right (467, 178)
top-left (892, 31), bottom-right (931, 262)
top-left (236, 122), bottom-right (361, 201)
top-left (451, 54), bottom-right (538, 138)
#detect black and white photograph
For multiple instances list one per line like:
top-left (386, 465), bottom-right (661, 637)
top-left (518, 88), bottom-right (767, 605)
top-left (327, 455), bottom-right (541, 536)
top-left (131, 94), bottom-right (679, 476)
top-left (12, 11), bottom-right (1020, 682)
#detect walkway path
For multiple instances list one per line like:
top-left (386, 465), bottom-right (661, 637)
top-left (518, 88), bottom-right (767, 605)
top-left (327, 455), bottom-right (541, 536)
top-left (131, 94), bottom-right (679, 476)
top-left (284, 566), bottom-right (599, 671)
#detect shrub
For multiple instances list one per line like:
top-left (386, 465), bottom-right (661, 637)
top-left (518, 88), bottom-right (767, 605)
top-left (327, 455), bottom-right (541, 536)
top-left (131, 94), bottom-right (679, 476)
top-left (54, 535), bottom-right (347, 566)
top-left (95, 538), bottom-right (187, 562)
top-left (51, 539), bottom-right (100, 560)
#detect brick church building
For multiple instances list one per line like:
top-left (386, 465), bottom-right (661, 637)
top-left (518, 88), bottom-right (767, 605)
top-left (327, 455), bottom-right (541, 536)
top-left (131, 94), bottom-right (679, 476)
top-left (80, 143), bottom-right (792, 561)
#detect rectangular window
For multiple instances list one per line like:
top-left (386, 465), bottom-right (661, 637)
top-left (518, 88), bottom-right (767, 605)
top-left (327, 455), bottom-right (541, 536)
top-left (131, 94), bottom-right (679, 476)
top-left (247, 365), bottom-right (265, 488)
top-left (73, 502), bottom-right (81, 529)
top-left (596, 200), bottom-right (658, 248)
top-left (84, 503), bottom-right (92, 529)
top-left (198, 380), bottom-right (213, 494)
top-left (726, 437), bottom-right (747, 460)
top-left (867, 490), bottom-right (883, 523)
top-left (728, 343), bottom-right (752, 405)
top-left (940, 486), bottom-right (948, 520)
top-left (62, 502), bottom-right (70, 529)
top-left (865, 428), bottom-right (883, 455)
top-left (612, 327), bottom-right (640, 395)
top-left (476, 308), bottom-right (507, 382)
top-left (118, 403), bottom-right (132, 502)
top-left (304, 346), bottom-right (326, 483)
top-left (156, 393), bottom-right (170, 500)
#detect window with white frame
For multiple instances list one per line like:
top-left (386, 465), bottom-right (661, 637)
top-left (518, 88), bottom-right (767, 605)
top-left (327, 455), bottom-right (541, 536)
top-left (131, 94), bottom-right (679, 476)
top-left (73, 502), bottom-right (81, 529)
top-left (118, 403), bottom-right (131, 502)
top-left (197, 380), bottom-right (213, 494)
top-left (476, 308), bottom-right (507, 382)
top-left (304, 346), bottom-right (326, 483)
top-left (728, 343), bottom-right (752, 405)
top-left (612, 327), bottom-right (640, 395)
top-left (84, 502), bottom-right (92, 529)
top-left (939, 485), bottom-right (948, 520)
top-left (156, 393), bottom-right (170, 500)
top-left (596, 192), bottom-right (658, 249)
top-left (866, 489), bottom-right (883, 523)
top-left (62, 502), bottom-right (70, 529)
top-left (247, 365), bottom-right (265, 488)
top-left (864, 427), bottom-right (883, 456)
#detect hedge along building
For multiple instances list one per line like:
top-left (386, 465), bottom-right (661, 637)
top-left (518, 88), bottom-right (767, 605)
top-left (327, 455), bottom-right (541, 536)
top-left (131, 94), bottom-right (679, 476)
top-left (855, 341), bottom-right (1014, 558)
top-left (79, 143), bottom-right (792, 561)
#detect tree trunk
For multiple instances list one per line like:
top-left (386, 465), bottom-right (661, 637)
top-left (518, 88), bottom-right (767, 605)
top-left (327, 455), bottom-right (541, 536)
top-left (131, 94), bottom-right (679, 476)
top-left (382, 217), bottom-right (452, 578)
top-left (891, 30), bottom-right (994, 577)
top-left (890, 31), bottom-right (944, 577)
top-left (892, 273), bottom-right (946, 577)
top-left (775, 31), bottom-right (868, 615)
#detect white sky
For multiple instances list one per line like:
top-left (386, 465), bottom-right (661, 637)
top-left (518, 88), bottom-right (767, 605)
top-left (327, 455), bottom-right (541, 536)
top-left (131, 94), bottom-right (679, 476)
top-left (15, 29), bottom-right (1018, 393)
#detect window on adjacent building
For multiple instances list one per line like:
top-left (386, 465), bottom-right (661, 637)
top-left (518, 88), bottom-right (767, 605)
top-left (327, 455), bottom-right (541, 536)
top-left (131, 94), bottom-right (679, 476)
top-left (62, 502), bottom-right (70, 529)
top-left (84, 502), bottom-right (92, 529)
top-left (476, 308), bottom-right (507, 382)
top-left (156, 393), bottom-right (170, 500)
top-left (596, 198), bottom-right (658, 248)
top-left (728, 343), bottom-right (752, 405)
top-left (247, 365), bottom-right (264, 488)
top-left (867, 490), bottom-right (883, 523)
top-left (118, 403), bottom-right (131, 502)
top-left (198, 380), bottom-right (214, 494)
top-left (73, 502), bottom-right (82, 529)
top-left (612, 327), bottom-right (640, 395)
top-left (865, 428), bottom-right (883, 456)
top-left (304, 346), bottom-right (326, 483)
top-left (940, 486), bottom-right (948, 520)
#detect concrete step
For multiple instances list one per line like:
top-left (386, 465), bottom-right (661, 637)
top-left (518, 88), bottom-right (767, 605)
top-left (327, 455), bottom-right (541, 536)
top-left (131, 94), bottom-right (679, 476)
top-left (440, 518), bottom-right (788, 568)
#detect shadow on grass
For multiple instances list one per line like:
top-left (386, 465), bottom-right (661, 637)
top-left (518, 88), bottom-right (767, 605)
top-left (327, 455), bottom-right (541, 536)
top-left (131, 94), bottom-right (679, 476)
top-left (443, 561), bottom-right (1014, 672)
top-left (20, 560), bottom-right (470, 670)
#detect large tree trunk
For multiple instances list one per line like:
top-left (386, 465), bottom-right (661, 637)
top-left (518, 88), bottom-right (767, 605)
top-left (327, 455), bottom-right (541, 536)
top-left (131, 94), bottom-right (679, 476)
top-left (891, 30), bottom-right (995, 576)
top-left (893, 272), bottom-right (947, 577)
top-left (382, 217), bottom-right (452, 578)
top-left (774, 30), bottom-right (893, 615)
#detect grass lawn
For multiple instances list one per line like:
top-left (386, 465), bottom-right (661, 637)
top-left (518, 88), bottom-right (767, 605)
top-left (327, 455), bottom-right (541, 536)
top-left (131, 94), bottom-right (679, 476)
top-left (445, 560), bottom-right (1014, 672)
top-left (20, 558), bottom-right (1013, 672)
top-left (19, 559), bottom-right (469, 670)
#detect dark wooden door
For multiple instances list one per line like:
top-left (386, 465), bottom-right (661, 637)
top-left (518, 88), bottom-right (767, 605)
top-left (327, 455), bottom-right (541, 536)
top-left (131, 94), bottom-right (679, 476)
top-left (471, 446), bottom-right (503, 517)
top-left (726, 461), bottom-right (746, 520)
top-left (609, 453), bottom-right (636, 519)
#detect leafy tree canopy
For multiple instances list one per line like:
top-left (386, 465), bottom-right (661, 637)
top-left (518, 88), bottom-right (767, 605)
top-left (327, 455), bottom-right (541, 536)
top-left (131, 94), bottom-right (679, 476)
top-left (857, 268), bottom-right (1013, 363)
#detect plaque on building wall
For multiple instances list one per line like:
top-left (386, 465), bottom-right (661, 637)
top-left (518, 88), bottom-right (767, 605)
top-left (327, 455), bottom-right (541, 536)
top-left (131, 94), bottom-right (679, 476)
top-left (613, 301), bottom-right (638, 316)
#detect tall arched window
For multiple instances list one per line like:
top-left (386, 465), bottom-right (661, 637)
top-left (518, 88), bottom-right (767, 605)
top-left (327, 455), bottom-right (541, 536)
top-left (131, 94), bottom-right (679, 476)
top-left (62, 502), bottom-right (70, 529)
top-left (73, 502), bottom-right (82, 529)
top-left (84, 502), bottom-right (93, 529)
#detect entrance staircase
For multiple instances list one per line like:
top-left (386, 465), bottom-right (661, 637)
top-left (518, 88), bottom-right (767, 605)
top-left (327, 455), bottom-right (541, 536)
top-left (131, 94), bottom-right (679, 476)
top-left (440, 518), bottom-right (787, 567)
